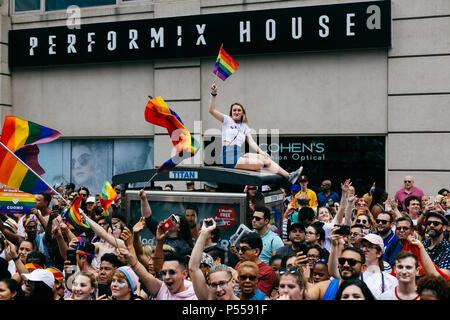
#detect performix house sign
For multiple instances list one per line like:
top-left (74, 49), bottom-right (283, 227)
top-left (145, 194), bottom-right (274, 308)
top-left (9, 1), bottom-right (391, 68)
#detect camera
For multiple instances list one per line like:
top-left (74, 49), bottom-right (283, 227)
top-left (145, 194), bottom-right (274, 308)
top-left (334, 225), bottom-right (350, 236)
top-left (204, 218), bottom-right (226, 228)
top-left (161, 215), bottom-right (178, 232)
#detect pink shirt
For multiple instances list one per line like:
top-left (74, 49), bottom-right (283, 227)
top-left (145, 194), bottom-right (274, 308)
top-left (155, 279), bottom-right (198, 300)
top-left (394, 186), bottom-right (424, 211)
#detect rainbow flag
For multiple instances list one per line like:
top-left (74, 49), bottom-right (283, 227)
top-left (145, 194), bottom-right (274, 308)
top-left (64, 195), bottom-right (90, 232)
top-left (100, 181), bottom-right (117, 222)
top-left (0, 116), bottom-right (61, 194)
top-left (212, 44), bottom-right (239, 81)
top-left (0, 187), bottom-right (35, 214)
top-left (369, 182), bottom-right (376, 196)
top-left (145, 96), bottom-right (200, 173)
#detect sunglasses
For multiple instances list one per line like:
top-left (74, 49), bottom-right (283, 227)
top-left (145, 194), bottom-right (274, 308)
top-left (208, 277), bottom-right (231, 290)
top-left (360, 243), bottom-right (378, 250)
top-left (251, 216), bottom-right (263, 222)
top-left (338, 258), bottom-right (362, 267)
top-left (356, 202), bottom-right (368, 206)
top-left (396, 226), bottom-right (410, 231)
top-left (356, 219), bottom-right (368, 224)
top-left (160, 269), bottom-right (177, 277)
top-left (426, 221), bottom-right (442, 227)
top-left (278, 268), bottom-right (298, 275)
top-left (404, 180), bottom-right (412, 183)
top-left (376, 219), bottom-right (389, 225)
top-left (239, 275), bottom-right (257, 281)
top-left (238, 246), bottom-right (252, 254)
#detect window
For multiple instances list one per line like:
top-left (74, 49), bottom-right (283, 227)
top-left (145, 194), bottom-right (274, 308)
top-left (38, 138), bottom-right (153, 194)
top-left (13, 0), bottom-right (150, 13)
top-left (45, 0), bottom-right (115, 11)
top-left (15, 0), bottom-right (40, 11)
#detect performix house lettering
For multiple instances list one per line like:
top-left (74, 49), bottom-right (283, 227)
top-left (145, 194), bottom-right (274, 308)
top-left (9, 1), bottom-right (391, 68)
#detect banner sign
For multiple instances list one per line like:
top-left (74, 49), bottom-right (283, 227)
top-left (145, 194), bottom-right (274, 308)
top-left (0, 188), bottom-right (35, 214)
top-left (9, 1), bottom-right (391, 68)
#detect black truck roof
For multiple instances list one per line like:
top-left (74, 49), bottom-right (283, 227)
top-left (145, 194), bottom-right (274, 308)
top-left (112, 166), bottom-right (289, 190)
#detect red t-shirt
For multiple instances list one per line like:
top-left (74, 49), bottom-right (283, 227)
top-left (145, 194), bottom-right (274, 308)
top-left (235, 261), bottom-right (277, 297)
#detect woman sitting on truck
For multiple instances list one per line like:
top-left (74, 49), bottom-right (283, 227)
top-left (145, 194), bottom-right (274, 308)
top-left (209, 81), bottom-right (302, 185)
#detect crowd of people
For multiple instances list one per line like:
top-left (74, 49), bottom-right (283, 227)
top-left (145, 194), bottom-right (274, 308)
top-left (0, 173), bottom-right (448, 301)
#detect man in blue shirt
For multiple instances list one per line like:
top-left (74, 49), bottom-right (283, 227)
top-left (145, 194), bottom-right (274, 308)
top-left (317, 179), bottom-right (340, 208)
top-left (252, 207), bottom-right (284, 265)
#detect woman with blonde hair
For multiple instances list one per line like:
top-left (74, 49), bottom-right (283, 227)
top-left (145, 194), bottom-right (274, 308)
top-left (209, 81), bottom-right (302, 184)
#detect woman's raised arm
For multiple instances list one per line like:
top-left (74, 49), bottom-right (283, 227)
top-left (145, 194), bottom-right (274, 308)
top-left (209, 81), bottom-right (225, 123)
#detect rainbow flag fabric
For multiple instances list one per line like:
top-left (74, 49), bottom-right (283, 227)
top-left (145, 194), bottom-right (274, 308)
top-left (0, 116), bottom-right (61, 194)
top-left (100, 181), bottom-right (117, 222)
top-left (64, 195), bottom-right (90, 232)
top-left (369, 182), bottom-right (376, 196)
top-left (212, 44), bottom-right (239, 81)
top-left (145, 96), bottom-right (200, 173)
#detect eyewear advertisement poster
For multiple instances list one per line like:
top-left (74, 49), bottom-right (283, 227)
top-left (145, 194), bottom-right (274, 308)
top-left (129, 199), bottom-right (242, 250)
top-left (37, 138), bottom-right (153, 195)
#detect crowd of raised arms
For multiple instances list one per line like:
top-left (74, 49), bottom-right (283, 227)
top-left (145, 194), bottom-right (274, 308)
top-left (0, 174), bottom-right (448, 301)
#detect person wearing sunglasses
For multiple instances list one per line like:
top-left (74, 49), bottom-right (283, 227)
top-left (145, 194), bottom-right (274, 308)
top-left (188, 218), bottom-right (238, 300)
top-left (251, 207), bottom-right (284, 265)
top-left (384, 216), bottom-right (415, 269)
top-left (235, 232), bottom-right (277, 297)
top-left (119, 246), bottom-right (198, 300)
top-left (374, 212), bottom-right (397, 250)
top-left (394, 175), bottom-right (424, 212)
top-left (421, 212), bottom-right (450, 272)
top-left (308, 227), bottom-right (366, 300)
top-left (237, 261), bottom-right (268, 300)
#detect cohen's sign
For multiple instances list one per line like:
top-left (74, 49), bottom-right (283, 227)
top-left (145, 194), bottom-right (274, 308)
top-left (9, 1), bottom-right (391, 68)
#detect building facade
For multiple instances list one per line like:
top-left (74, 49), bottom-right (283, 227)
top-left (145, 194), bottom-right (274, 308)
top-left (0, 0), bottom-right (449, 196)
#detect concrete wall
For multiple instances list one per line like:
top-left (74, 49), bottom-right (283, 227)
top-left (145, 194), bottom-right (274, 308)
top-left (387, 0), bottom-right (450, 196)
top-left (3, 0), bottom-right (449, 195)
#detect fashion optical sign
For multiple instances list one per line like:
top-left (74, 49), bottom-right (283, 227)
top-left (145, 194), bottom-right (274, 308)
top-left (9, 1), bottom-right (391, 68)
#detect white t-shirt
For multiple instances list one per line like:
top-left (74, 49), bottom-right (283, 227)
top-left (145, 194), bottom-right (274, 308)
top-left (222, 115), bottom-right (250, 147)
top-left (362, 271), bottom-right (398, 299)
top-left (378, 286), bottom-right (420, 300)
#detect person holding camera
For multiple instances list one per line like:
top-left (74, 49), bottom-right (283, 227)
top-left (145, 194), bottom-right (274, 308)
top-left (189, 218), bottom-right (238, 300)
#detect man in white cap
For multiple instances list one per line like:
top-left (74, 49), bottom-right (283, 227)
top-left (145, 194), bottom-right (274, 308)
top-left (360, 233), bottom-right (397, 299)
top-left (22, 268), bottom-right (55, 299)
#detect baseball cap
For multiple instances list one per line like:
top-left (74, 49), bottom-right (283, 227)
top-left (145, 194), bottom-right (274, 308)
top-left (23, 269), bottom-right (55, 288)
top-left (426, 211), bottom-right (448, 225)
top-left (299, 175), bottom-right (308, 182)
top-left (291, 184), bottom-right (300, 193)
top-left (86, 196), bottom-right (95, 203)
top-left (288, 221), bottom-right (305, 233)
top-left (361, 234), bottom-right (384, 252)
top-left (246, 186), bottom-right (257, 190)
top-left (204, 181), bottom-right (218, 189)
top-left (116, 266), bottom-right (139, 293)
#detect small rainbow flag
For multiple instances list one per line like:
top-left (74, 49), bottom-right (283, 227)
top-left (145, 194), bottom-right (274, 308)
top-left (100, 181), bottom-right (117, 222)
top-left (212, 44), bottom-right (239, 81)
top-left (0, 116), bottom-right (61, 194)
top-left (64, 195), bottom-right (90, 232)
top-left (145, 96), bottom-right (200, 173)
top-left (369, 182), bottom-right (376, 196)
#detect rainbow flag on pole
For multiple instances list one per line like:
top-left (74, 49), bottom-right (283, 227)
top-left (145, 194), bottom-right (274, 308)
top-left (100, 181), bottom-right (117, 223)
top-left (64, 196), bottom-right (89, 232)
top-left (145, 96), bottom-right (200, 173)
top-left (0, 116), bottom-right (61, 194)
top-left (212, 44), bottom-right (239, 81)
